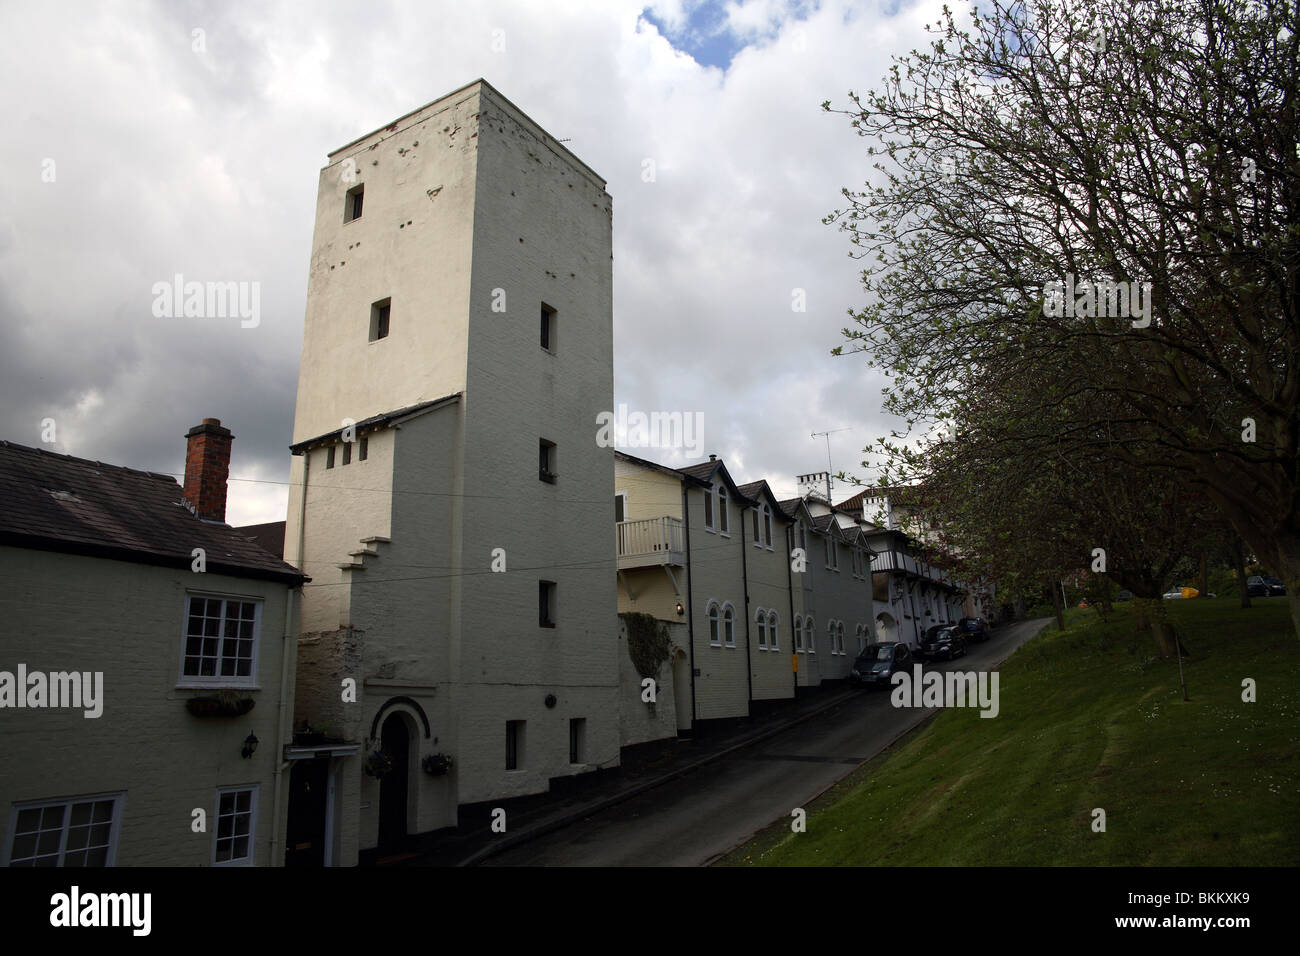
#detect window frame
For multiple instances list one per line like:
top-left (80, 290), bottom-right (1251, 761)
top-left (569, 717), bottom-right (585, 765)
top-left (212, 785), bottom-right (259, 867)
top-left (767, 610), bottom-right (779, 650)
top-left (369, 297), bottom-right (391, 341)
top-left (539, 580), bottom-right (557, 628)
top-left (718, 486), bottom-right (729, 535)
top-left (722, 602), bottom-right (736, 648)
top-left (707, 601), bottom-right (721, 646)
top-left (178, 591), bottom-right (264, 689)
top-left (344, 183), bottom-right (364, 223)
top-left (3, 792), bottom-right (125, 867)
top-left (794, 615), bottom-right (804, 652)
top-left (506, 720), bottom-right (525, 771)
top-left (763, 506), bottom-right (773, 549)
top-left (539, 439), bottom-right (557, 484)
top-left (540, 302), bottom-right (557, 352)
top-left (703, 486), bottom-right (715, 532)
top-left (756, 608), bottom-right (767, 649)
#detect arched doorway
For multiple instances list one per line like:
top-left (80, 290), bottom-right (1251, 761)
top-left (876, 612), bottom-right (896, 644)
top-left (378, 713), bottom-right (411, 850)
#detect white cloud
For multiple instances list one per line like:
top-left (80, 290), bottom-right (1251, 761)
top-left (0, 0), bottom-right (954, 526)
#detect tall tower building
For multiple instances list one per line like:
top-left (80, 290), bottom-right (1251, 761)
top-left (283, 80), bottom-right (616, 864)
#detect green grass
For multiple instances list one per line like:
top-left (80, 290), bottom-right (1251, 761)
top-left (717, 598), bottom-right (1300, 866)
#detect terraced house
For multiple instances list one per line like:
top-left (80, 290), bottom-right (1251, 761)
top-left (0, 420), bottom-right (307, 867)
top-left (613, 452), bottom-right (877, 727)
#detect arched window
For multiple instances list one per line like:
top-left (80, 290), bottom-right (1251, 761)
top-left (718, 486), bottom-right (729, 534)
top-left (755, 608), bottom-right (767, 649)
top-left (806, 617), bottom-right (816, 654)
top-left (768, 611), bottom-right (779, 650)
top-left (828, 619), bottom-right (837, 655)
top-left (794, 615), bottom-right (804, 652)
top-left (837, 621), bottom-right (846, 655)
top-left (763, 505), bottom-right (773, 548)
top-left (707, 602), bottom-right (720, 646)
top-left (722, 603), bottom-right (736, 647)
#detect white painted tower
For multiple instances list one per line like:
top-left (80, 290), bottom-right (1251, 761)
top-left (284, 80), bottom-right (617, 863)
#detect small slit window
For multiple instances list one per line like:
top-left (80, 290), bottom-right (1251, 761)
top-left (344, 183), bottom-right (364, 222)
top-left (541, 303), bottom-right (556, 351)
top-left (369, 298), bottom-right (391, 341)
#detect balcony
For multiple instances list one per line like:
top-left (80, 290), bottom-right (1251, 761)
top-left (616, 516), bottom-right (684, 570)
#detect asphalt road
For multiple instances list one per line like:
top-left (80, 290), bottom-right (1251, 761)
top-left (485, 617), bottom-right (1052, 866)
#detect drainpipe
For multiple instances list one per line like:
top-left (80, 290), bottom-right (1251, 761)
top-left (740, 499), bottom-right (753, 714)
top-left (272, 449), bottom-right (311, 866)
top-left (785, 521), bottom-right (797, 699)
top-left (682, 482), bottom-right (697, 730)
top-left (270, 583), bottom-right (299, 867)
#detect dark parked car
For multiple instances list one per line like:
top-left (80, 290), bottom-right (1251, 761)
top-left (955, 617), bottom-right (989, 642)
top-left (1247, 575), bottom-right (1278, 597)
top-left (919, 624), bottom-right (967, 661)
top-left (850, 642), bottom-right (913, 688)
top-left (1115, 590), bottom-right (1133, 602)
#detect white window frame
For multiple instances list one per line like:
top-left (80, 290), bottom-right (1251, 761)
top-left (718, 486), bottom-right (729, 535)
top-left (837, 622), bottom-right (846, 655)
top-left (756, 608), bottom-right (767, 649)
top-left (703, 486), bottom-right (715, 532)
top-left (707, 601), bottom-right (721, 646)
top-left (614, 490), bottom-right (628, 523)
top-left (752, 508), bottom-right (762, 547)
top-left (767, 610), bottom-right (779, 650)
top-left (212, 784), bottom-right (259, 867)
top-left (794, 615), bottom-right (804, 652)
top-left (178, 591), bottom-right (264, 689)
top-left (722, 603), bottom-right (736, 648)
top-left (2, 791), bottom-right (125, 867)
top-left (763, 506), bottom-right (773, 549)
top-left (806, 617), bottom-right (816, 654)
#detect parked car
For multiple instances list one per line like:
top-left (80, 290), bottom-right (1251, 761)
top-left (1247, 575), bottom-right (1269, 597)
top-left (920, 624), bottom-right (967, 661)
top-left (1115, 590), bottom-right (1133, 602)
top-left (1263, 576), bottom-right (1288, 596)
top-left (850, 642), bottom-right (913, 688)
top-left (955, 617), bottom-right (989, 642)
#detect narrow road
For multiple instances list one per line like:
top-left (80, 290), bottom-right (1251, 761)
top-left (485, 617), bottom-right (1052, 866)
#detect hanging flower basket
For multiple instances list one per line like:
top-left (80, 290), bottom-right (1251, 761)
top-left (422, 752), bottom-right (453, 776)
top-left (363, 749), bottom-right (393, 778)
top-left (186, 693), bottom-right (255, 718)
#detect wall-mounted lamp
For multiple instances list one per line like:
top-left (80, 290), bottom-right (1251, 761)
top-left (675, 602), bottom-right (685, 616)
top-left (241, 732), bottom-right (259, 759)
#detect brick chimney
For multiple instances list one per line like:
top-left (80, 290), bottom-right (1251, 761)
top-left (183, 418), bottom-right (233, 521)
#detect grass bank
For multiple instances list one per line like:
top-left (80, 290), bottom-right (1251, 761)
top-left (717, 598), bottom-right (1300, 866)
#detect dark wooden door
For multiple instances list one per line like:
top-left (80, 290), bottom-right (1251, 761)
top-left (378, 714), bottom-right (410, 850)
top-left (285, 758), bottom-right (329, 866)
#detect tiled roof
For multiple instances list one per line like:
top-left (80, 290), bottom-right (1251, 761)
top-left (238, 521), bottom-right (287, 559)
top-left (0, 440), bottom-right (307, 584)
top-left (678, 461), bottom-right (721, 482)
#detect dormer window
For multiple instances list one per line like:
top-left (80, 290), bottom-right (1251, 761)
top-left (718, 486), bottom-right (729, 534)
top-left (704, 486), bottom-right (715, 530)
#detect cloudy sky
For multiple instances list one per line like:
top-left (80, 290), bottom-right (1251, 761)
top-left (0, 0), bottom-right (948, 526)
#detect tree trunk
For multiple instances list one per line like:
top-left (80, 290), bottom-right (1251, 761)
top-left (1132, 596), bottom-right (1178, 658)
top-left (1234, 541), bottom-right (1251, 609)
top-left (1198, 551), bottom-right (1209, 597)
top-left (1051, 579), bottom-right (1066, 631)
